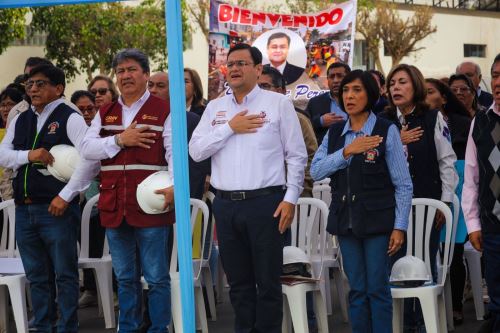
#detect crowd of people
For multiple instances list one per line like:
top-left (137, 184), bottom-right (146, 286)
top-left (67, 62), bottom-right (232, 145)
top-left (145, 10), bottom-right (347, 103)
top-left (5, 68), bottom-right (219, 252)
top-left (0, 44), bottom-right (498, 333)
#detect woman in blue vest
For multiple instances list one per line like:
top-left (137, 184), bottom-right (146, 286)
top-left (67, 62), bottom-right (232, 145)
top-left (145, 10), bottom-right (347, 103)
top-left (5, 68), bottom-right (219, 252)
top-left (311, 70), bottom-right (413, 333)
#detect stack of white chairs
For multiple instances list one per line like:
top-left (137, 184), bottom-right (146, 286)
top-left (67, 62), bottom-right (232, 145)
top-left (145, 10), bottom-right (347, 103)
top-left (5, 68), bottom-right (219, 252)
top-left (78, 194), bottom-right (116, 329)
top-left (391, 198), bottom-right (453, 333)
top-left (0, 199), bottom-right (29, 333)
top-left (312, 184), bottom-right (349, 321)
top-left (282, 197), bottom-right (329, 333)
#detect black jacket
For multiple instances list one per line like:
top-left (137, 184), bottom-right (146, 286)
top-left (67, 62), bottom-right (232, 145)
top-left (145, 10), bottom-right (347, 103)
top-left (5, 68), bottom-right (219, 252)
top-left (304, 92), bottom-right (332, 145)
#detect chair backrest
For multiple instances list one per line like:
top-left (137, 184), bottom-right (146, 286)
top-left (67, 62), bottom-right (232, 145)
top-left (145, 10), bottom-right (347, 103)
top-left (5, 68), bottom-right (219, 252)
top-left (170, 198), bottom-right (210, 281)
top-left (448, 194), bottom-right (460, 260)
top-left (79, 194), bottom-right (100, 259)
top-left (0, 199), bottom-right (16, 257)
top-left (312, 184), bottom-right (332, 207)
top-left (289, 197), bottom-right (328, 279)
top-left (405, 198), bottom-right (453, 286)
top-left (203, 191), bottom-right (216, 260)
top-left (313, 177), bottom-right (331, 187)
top-left (312, 184), bottom-right (340, 258)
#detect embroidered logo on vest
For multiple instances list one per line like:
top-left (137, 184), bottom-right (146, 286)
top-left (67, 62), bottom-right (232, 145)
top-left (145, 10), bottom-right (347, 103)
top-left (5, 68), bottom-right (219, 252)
top-left (47, 121), bottom-right (59, 134)
top-left (105, 115), bottom-right (119, 123)
top-left (142, 114), bottom-right (158, 121)
top-left (364, 148), bottom-right (379, 163)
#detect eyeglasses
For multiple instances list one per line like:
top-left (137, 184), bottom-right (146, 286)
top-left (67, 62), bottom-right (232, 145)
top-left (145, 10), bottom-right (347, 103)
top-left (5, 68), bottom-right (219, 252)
top-left (0, 102), bottom-right (16, 109)
top-left (79, 106), bottom-right (96, 114)
top-left (90, 88), bottom-right (110, 96)
top-left (25, 79), bottom-right (51, 90)
top-left (450, 86), bottom-right (472, 94)
top-left (226, 60), bottom-right (254, 69)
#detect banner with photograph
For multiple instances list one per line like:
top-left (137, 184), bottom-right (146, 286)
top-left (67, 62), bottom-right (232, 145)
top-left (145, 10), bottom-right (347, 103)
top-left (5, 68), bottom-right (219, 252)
top-left (208, 0), bottom-right (357, 109)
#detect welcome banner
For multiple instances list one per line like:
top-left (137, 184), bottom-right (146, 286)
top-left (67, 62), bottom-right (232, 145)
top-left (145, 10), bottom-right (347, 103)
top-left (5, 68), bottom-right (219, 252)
top-left (208, 0), bottom-right (357, 109)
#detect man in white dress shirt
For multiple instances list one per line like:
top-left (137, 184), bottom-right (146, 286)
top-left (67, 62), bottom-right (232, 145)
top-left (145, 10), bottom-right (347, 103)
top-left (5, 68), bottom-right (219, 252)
top-left (189, 43), bottom-right (307, 333)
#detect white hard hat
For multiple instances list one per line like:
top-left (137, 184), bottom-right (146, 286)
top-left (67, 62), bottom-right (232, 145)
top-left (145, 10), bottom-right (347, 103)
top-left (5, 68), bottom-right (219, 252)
top-left (47, 144), bottom-right (81, 183)
top-left (136, 171), bottom-right (173, 214)
top-left (390, 255), bottom-right (431, 287)
top-left (283, 246), bottom-right (312, 277)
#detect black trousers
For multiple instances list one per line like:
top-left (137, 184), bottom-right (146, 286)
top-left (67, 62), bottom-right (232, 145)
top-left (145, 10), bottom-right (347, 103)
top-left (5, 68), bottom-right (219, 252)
top-left (213, 192), bottom-right (284, 333)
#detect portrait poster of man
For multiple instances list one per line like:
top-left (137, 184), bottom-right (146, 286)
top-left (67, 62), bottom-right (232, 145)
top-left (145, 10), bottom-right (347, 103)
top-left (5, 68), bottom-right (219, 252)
top-left (208, 0), bottom-right (357, 109)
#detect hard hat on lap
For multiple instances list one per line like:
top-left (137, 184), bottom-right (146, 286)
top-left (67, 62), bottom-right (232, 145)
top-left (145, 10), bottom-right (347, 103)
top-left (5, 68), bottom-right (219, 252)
top-left (136, 171), bottom-right (173, 214)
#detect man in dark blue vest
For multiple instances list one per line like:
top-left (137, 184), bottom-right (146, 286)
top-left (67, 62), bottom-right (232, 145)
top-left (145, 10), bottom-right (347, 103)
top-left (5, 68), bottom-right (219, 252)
top-left (463, 53), bottom-right (500, 332)
top-left (0, 64), bottom-right (97, 333)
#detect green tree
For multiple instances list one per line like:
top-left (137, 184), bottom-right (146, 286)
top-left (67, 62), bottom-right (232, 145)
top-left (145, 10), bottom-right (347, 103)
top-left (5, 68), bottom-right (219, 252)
top-left (0, 8), bottom-right (28, 56)
top-left (31, 1), bottom-right (189, 81)
top-left (357, 2), bottom-right (436, 74)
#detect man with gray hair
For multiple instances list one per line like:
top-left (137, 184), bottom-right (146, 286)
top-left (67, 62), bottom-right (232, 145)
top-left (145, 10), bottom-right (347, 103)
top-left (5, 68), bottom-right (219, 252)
top-left (456, 61), bottom-right (494, 109)
top-left (80, 48), bottom-right (174, 332)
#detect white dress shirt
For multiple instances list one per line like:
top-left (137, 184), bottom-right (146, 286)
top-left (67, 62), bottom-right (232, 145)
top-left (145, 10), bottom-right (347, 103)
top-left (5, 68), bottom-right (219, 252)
top-left (0, 98), bottom-right (99, 202)
top-left (80, 89), bottom-right (174, 182)
top-left (189, 85), bottom-right (307, 204)
top-left (397, 108), bottom-right (458, 202)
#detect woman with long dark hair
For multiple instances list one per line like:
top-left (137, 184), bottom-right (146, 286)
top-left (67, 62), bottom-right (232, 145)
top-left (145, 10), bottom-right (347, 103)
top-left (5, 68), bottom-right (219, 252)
top-left (426, 78), bottom-right (472, 324)
top-left (311, 70), bottom-right (413, 333)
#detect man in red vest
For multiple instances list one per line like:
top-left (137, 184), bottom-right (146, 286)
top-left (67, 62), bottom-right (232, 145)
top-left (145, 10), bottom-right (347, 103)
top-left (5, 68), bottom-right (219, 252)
top-left (80, 49), bottom-right (174, 333)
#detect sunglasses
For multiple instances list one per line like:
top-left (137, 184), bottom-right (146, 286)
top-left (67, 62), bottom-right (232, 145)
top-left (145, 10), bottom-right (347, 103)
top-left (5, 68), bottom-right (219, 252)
top-left (90, 88), bottom-right (110, 96)
top-left (26, 79), bottom-right (52, 90)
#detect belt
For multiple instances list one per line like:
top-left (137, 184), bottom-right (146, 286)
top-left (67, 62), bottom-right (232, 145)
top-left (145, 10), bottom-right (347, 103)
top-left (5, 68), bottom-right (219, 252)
top-left (216, 186), bottom-right (284, 201)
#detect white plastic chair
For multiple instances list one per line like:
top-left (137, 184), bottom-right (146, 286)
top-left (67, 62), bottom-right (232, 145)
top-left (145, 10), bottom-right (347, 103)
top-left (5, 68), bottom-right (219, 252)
top-left (0, 200), bottom-right (16, 258)
top-left (391, 198), bottom-right (453, 333)
top-left (205, 191), bottom-right (226, 306)
top-left (438, 194), bottom-right (460, 331)
top-left (143, 198), bottom-right (209, 333)
top-left (312, 184), bottom-right (349, 321)
top-left (194, 191), bottom-right (217, 321)
top-left (463, 241), bottom-right (485, 321)
top-left (282, 197), bottom-right (329, 333)
top-left (78, 194), bottom-right (116, 329)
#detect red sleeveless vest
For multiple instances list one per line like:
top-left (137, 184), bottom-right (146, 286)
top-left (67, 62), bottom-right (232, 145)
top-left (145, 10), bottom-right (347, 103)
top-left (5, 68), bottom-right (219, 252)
top-left (98, 94), bottom-right (175, 228)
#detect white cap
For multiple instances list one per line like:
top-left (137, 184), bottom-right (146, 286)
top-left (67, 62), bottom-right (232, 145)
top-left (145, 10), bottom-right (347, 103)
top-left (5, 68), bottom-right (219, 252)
top-left (136, 171), bottom-right (173, 214)
top-left (47, 144), bottom-right (81, 183)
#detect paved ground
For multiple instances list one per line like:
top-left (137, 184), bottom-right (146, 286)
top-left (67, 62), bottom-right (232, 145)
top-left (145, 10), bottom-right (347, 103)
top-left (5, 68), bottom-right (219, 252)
top-left (77, 288), bottom-right (483, 333)
top-left (6, 286), bottom-right (486, 332)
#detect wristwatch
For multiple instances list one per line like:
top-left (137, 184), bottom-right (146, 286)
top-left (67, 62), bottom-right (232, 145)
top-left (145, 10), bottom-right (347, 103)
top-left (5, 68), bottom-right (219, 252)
top-left (114, 134), bottom-right (125, 149)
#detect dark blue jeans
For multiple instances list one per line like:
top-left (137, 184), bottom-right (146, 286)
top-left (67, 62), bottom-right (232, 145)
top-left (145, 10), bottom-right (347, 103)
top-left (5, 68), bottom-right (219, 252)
top-left (483, 232), bottom-right (500, 332)
top-left (16, 202), bottom-right (80, 333)
top-left (106, 221), bottom-right (171, 333)
top-left (338, 232), bottom-right (392, 333)
top-left (213, 192), bottom-right (284, 333)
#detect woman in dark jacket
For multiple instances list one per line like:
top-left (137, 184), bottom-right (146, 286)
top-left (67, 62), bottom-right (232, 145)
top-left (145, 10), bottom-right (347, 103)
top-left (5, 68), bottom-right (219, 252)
top-left (311, 70), bottom-right (413, 333)
top-left (184, 68), bottom-right (206, 117)
top-left (380, 64), bottom-right (458, 331)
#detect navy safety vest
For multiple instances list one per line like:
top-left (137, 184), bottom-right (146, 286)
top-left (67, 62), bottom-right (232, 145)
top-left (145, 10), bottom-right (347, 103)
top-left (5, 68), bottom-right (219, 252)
top-left (12, 103), bottom-right (76, 204)
top-left (326, 117), bottom-right (396, 237)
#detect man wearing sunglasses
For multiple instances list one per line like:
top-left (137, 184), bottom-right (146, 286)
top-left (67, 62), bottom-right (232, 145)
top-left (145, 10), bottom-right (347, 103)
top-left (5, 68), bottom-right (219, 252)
top-left (190, 43), bottom-right (307, 333)
top-left (0, 64), bottom-right (98, 333)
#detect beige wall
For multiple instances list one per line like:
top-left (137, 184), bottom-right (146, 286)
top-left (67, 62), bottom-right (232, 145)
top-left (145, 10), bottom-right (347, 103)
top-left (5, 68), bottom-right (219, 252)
top-left (376, 5), bottom-right (500, 90)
